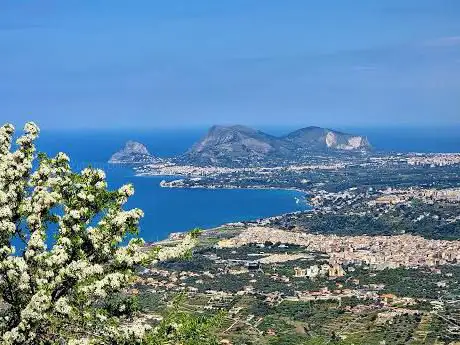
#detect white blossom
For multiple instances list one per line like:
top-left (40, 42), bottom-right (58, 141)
top-left (55, 297), bottom-right (72, 315)
top-left (0, 122), bottom-right (198, 345)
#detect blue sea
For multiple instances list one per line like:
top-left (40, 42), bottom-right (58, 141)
top-left (36, 129), bottom-right (308, 242)
top-left (34, 126), bottom-right (459, 242)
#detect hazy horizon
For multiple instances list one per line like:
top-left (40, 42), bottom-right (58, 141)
top-left (31, 123), bottom-right (460, 132)
top-left (2, 1), bottom-right (460, 129)
top-left (32, 124), bottom-right (460, 156)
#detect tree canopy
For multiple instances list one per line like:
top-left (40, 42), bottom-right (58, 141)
top-left (0, 123), bottom-right (201, 344)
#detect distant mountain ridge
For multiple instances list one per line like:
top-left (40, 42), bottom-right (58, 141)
top-left (283, 126), bottom-right (371, 151)
top-left (109, 141), bottom-right (161, 164)
top-left (187, 125), bottom-right (293, 163)
top-left (108, 126), bottom-right (372, 166)
top-left (185, 125), bottom-right (371, 166)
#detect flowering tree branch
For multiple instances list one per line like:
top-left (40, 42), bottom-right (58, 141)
top-left (0, 123), bottom-right (198, 345)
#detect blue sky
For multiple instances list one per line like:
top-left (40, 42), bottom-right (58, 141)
top-left (1, 0), bottom-right (460, 129)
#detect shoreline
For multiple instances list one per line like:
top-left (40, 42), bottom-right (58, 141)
top-left (135, 172), bottom-right (310, 195)
top-left (159, 181), bottom-right (309, 195)
top-left (135, 174), bottom-right (313, 243)
top-left (152, 207), bottom-right (311, 245)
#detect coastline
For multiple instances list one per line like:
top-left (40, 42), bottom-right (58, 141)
top-left (152, 207), bottom-right (310, 245)
top-left (159, 181), bottom-right (309, 195)
top-left (135, 174), bottom-right (313, 243)
top-left (135, 170), bottom-right (311, 200)
top-left (135, 171), bottom-right (309, 194)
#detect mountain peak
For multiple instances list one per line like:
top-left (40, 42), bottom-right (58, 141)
top-left (124, 140), bottom-right (150, 155)
top-left (186, 124), bottom-right (287, 166)
top-left (208, 124), bottom-right (259, 135)
top-left (109, 141), bottom-right (160, 164)
top-left (284, 127), bottom-right (371, 151)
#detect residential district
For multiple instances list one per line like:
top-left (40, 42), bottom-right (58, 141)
top-left (124, 151), bottom-right (460, 345)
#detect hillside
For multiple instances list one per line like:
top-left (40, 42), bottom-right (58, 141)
top-left (185, 125), bottom-right (371, 166)
top-left (109, 141), bottom-right (161, 164)
top-left (283, 126), bottom-right (371, 151)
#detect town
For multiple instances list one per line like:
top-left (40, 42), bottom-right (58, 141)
top-left (132, 225), bottom-right (460, 345)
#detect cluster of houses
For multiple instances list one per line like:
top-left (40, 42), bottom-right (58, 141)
top-left (294, 263), bottom-right (346, 279)
top-left (219, 227), bottom-right (460, 269)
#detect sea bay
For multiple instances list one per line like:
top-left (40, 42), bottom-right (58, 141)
top-left (35, 129), bottom-right (309, 241)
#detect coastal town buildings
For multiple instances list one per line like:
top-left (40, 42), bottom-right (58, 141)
top-left (218, 227), bottom-right (460, 269)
